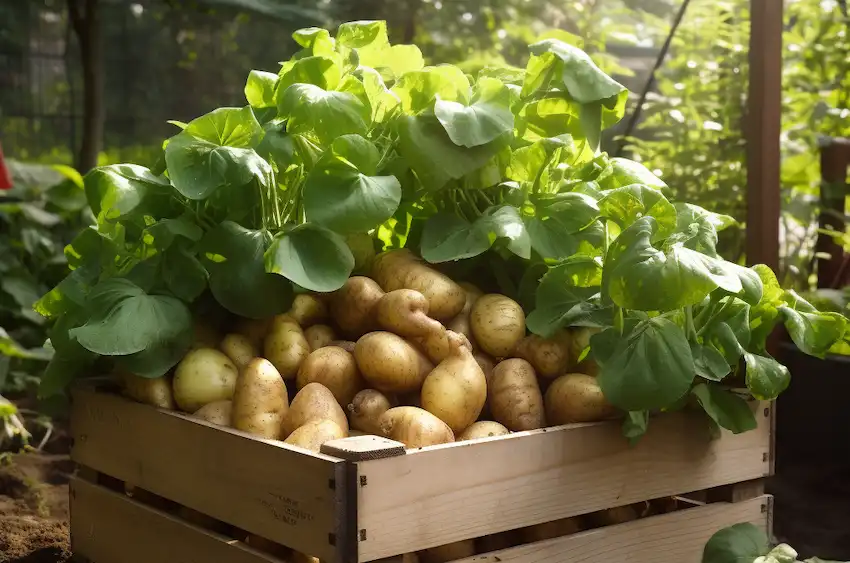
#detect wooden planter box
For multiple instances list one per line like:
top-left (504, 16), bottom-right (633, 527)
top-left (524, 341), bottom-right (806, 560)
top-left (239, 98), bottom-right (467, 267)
top-left (69, 384), bottom-right (773, 563)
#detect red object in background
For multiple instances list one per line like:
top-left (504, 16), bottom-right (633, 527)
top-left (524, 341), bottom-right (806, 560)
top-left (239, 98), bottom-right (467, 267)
top-left (0, 142), bottom-right (12, 190)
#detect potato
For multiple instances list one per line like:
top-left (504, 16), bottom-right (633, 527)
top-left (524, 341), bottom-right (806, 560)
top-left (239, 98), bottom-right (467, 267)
top-left (289, 294), bottom-right (328, 327)
top-left (234, 317), bottom-right (273, 349)
top-left (421, 539), bottom-right (475, 563)
top-left (354, 332), bottom-right (434, 394)
top-left (470, 294), bottom-right (526, 358)
top-left (413, 331), bottom-right (451, 364)
top-left (348, 389), bottom-right (393, 435)
top-left (489, 358), bottom-right (546, 431)
top-left (232, 358), bottom-right (289, 439)
top-left (377, 289), bottom-right (444, 339)
top-left (520, 517), bottom-right (583, 543)
top-left (305, 324), bottom-right (336, 351)
top-left (191, 322), bottom-right (221, 350)
top-left (284, 382), bottom-right (349, 436)
top-left (297, 346), bottom-right (364, 407)
top-left (218, 333), bottom-right (258, 370)
top-left (371, 249), bottom-right (465, 321)
top-left (472, 352), bottom-right (496, 385)
top-left (173, 348), bottom-right (238, 412)
top-left (264, 321), bottom-right (310, 379)
top-left (270, 313), bottom-right (301, 333)
top-left (515, 332), bottom-right (571, 378)
top-left (421, 332), bottom-right (487, 434)
top-left (330, 276), bottom-right (384, 338)
top-left (329, 339), bottom-right (356, 353)
top-left (458, 282), bottom-right (484, 308)
top-left (379, 406), bottom-right (454, 448)
top-left (192, 400), bottom-right (232, 426)
top-left (458, 421), bottom-right (510, 441)
top-left (120, 371), bottom-right (175, 409)
top-left (568, 326), bottom-right (601, 376)
top-left (284, 419), bottom-right (346, 452)
top-left (445, 282), bottom-right (483, 346)
top-left (545, 373), bottom-right (616, 424)
top-left (291, 553), bottom-right (320, 563)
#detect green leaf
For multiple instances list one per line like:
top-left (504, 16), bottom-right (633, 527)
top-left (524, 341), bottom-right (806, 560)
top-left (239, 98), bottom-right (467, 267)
top-left (535, 191), bottom-right (601, 233)
top-left (692, 342), bottom-right (732, 381)
top-left (748, 265), bottom-right (785, 352)
top-left (292, 27), bottom-right (335, 54)
top-left (598, 184), bottom-right (677, 239)
top-left (594, 317), bottom-right (695, 411)
top-left (744, 352), bottom-right (791, 400)
top-left (115, 326), bottom-right (193, 378)
top-left (779, 291), bottom-right (847, 357)
top-left (434, 77), bottom-right (514, 148)
top-left (265, 223), bottom-right (354, 292)
top-left (277, 55), bottom-right (342, 92)
top-left (600, 158), bottom-right (668, 193)
top-left (245, 70), bottom-right (278, 108)
top-left (358, 67), bottom-right (401, 122)
top-left (257, 120), bottom-right (295, 167)
top-left (481, 205), bottom-right (531, 259)
top-left (278, 84), bottom-right (369, 146)
top-left (516, 95), bottom-right (580, 142)
top-left (622, 410), bottom-right (649, 444)
top-left (378, 44), bottom-right (426, 79)
top-left (526, 256), bottom-right (603, 337)
top-left (525, 217), bottom-right (579, 260)
top-left (691, 384), bottom-right (757, 434)
top-left (162, 245), bottom-right (207, 302)
top-left (702, 523), bottom-right (769, 563)
top-left (184, 106), bottom-right (263, 148)
top-left (199, 221), bottom-right (294, 319)
top-left (84, 164), bottom-right (171, 220)
top-left (336, 20), bottom-right (388, 49)
top-left (420, 212), bottom-right (492, 263)
top-left (392, 65), bottom-right (471, 114)
top-left (0, 327), bottom-right (51, 361)
top-left (144, 216), bottom-right (203, 250)
top-left (39, 349), bottom-right (94, 398)
top-left (33, 263), bottom-right (99, 320)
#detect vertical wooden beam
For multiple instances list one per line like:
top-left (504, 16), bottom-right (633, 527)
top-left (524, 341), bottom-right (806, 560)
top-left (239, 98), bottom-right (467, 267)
top-left (745, 0), bottom-right (783, 271)
top-left (815, 138), bottom-right (850, 288)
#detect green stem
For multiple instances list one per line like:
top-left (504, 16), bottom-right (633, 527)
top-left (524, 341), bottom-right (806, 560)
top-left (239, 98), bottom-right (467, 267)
top-left (685, 306), bottom-right (698, 341)
top-left (478, 189), bottom-right (495, 208)
top-left (258, 180), bottom-right (269, 232)
top-left (459, 189), bottom-right (482, 216)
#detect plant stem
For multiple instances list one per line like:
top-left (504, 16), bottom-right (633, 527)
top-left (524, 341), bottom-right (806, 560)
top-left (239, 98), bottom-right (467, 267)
top-left (685, 305), bottom-right (698, 341)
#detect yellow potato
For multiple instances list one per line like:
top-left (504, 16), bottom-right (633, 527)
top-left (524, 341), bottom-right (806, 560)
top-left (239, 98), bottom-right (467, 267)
top-left (330, 276), bottom-right (384, 338)
top-left (296, 346), bottom-right (364, 407)
top-left (283, 382), bottom-right (349, 436)
top-left (284, 419), bottom-right (346, 452)
top-left (520, 517), bottom-right (583, 543)
top-left (421, 539), bottom-right (476, 563)
top-left (289, 294), bottom-right (328, 327)
top-left (458, 421), bottom-right (510, 441)
top-left (470, 294), bottom-right (526, 358)
top-left (264, 322), bottom-right (310, 379)
top-left (173, 348), bottom-right (238, 412)
top-left (445, 282), bottom-right (483, 347)
top-left (514, 332), bottom-right (571, 378)
top-left (218, 333), bottom-right (258, 370)
top-left (234, 316), bottom-right (273, 349)
top-left (489, 358), bottom-right (546, 431)
top-left (348, 389), bottom-right (393, 435)
top-left (119, 371), bottom-right (175, 409)
top-left (305, 324), bottom-right (336, 351)
top-left (377, 289), bottom-right (445, 339)
top-left (568, 326), bottom-right (601, 376)
top-left (232, 358), bottom-right (289, 439)
top-left (413, 330), bottom-right (451, 364)
top-left (354, 332), bottom-right (434, 394)
top-left (472, 352), bottom-right (496, 386)
top-left (545, 373), bottom-right (617, 424)
top-left (379, 406), bottom-right (454, 448)
top-left (192, 400), bottom-right (232, 426)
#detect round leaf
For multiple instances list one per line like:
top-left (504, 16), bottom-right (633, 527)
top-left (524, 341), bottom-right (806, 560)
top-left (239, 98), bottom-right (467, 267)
top-left (420, 212), bottom-right (492, 263)
top-left (435, 77), bottom-right (514, 148)
top-left (265, 224), bottom-right (354, 292)
top-left (598, 184), bottom-right (677, 239)
top-left (278, 84), bottom-right (369, 146)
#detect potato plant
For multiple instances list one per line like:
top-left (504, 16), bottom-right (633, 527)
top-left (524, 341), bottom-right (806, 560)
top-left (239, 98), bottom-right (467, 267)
top-left (33, 20), bottom-right (850, 442)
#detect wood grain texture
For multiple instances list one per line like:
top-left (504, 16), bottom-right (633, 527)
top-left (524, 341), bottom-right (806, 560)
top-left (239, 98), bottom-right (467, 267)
top-left (357, 408), bottom-right (771, 561)
top-left (449, 496), bottom-right (771, 563)
top-left (71, 388), bottom-right (345, 562)
top-left (71, 477), bottom-right (285, 563)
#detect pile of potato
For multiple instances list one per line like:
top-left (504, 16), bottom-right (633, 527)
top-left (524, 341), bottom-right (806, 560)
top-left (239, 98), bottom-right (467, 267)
top-left (119, 248), bottom-right (618, 452)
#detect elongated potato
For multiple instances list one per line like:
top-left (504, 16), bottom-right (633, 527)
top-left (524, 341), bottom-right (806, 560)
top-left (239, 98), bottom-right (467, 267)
top-left (120, 371), bottom-right (175, 409)
top-left (371, 249), bottom-right (465, 321)
top-left (234, 317), bottom-right (274, 349)
top-left (473, 352), bottom-right (496, 385)
top-left (264, 321), bottom-right (310, 379)
top-left (173, 348), bottom-right (238, 412)
top-left (470, 294), bottom-right (526, 358)
top-left (489, 358), bottom-right (546, 431)
top-left (289, 294), bottom-right (328, 327)
top-left (515, 332), bottom-right (571, 378)
top-left (218, 333), bottom-right (258, 370)
top-left (305, 324), bottom-right (336, 351)
top-left (284, 382), bottom-right (349, 436)
top-left (232, 358), bottom-right (289, 439)
top-left (377, 289), bottom-right (445, 339)
top-left (446, 282), bottom-right (483, 346)
top-left (421, 539), bottom-right (475, 563)
top-left (421, 332), bottom-right (487, 434)
top-left (348, 389), bottom-right (393, 435)
top-left (545, 373), bottom-right (616, 424)
top-left (379, 406), bottom-right (454, 448)
top-left (458, 420), bottom-right (510, 440)
top-left (284, 419), bottom-right (346, 452)
top-left (330, 276), bottom-right (384, 338)
top-left (192, 400), bottom-right (232, 426)
top-left (354, 332), bottom-right (434, 394)
top-left (520, 517), bottom-right (583, 543)
top-left (413, 330), bottom-right (450, 364)
top-left (296, 346), bottom-right (364, 407)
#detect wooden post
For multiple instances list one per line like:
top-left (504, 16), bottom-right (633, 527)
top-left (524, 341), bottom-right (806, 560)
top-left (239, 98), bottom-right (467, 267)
top-left (815, 138), bottom-right (850, 288)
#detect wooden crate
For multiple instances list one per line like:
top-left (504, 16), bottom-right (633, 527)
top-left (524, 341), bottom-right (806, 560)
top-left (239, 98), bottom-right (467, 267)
top-left (70, 385), bottom-right (773, 563)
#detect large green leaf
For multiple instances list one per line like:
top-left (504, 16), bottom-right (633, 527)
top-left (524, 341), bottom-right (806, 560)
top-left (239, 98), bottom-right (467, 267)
top-left (265, 223), bottom-right (354, 292)
top-left (691, 341), bottom-right (732, 381)
top-left (599, 158), bottom-right (668, 192)
top-left (161, 245), bottom-right (208, 302)
top-left (691, 384), bottom-right (757, 434)
top-left (702, 523), bottom-right (769, 563)
top-left (434, 77), bottom-right (514, 148)
top-left (358, 67), bottom-right (401, 122)
top-left (278, 83), bottom-right (370, 146)
top-left (744, 352), bottom-right (790, 400)
top-left (598, 184), bottom-right (677, 239)
top-left (336, 20), bottom-right (388, 48)
top-left (525, 217), bottom-right (579, 260)
top-left (748, 264), bottom-right (785, 352)
top-left (115, 326), bottom-right (194, 378)
top-left (392, 65), bottom-right (471, 114)
top-left (245, 70), bottom-right (278, 109)
top-left (482, 205), bottom-right (531, 259)
top-left (534, 191), bottom-right (601, 233)
top-left (526, 256), bottom-right (603, 337)
top-left (84, 164), bottom-right (172, 221)
top-left (516, 95), bottom-right (580, 142)
top-left (420, 213), bottom-right (491, 263)
top-left (277, 55), bottom-right (342, 92)
top-left (779, 291), bottom-right (847, 357)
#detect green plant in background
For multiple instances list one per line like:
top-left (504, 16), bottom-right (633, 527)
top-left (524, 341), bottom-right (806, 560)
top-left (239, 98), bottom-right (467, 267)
top-left (702, 522), bottom-right (846, 563)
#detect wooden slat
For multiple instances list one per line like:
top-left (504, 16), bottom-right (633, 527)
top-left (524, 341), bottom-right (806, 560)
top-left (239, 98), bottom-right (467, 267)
top-left (71, 477), bottom-right (284, 563)
top-left (356, 408), bottom-right (770, 561)
top-left (450, 496), bottom-right (772, 563)
top-left (71, 387), bottom-right (347, 562)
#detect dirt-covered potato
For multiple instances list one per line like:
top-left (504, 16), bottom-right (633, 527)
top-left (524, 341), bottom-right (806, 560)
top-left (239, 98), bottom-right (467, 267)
top-left (264, 320), bottom-right (310, 379)
top-left (283, 382), bottom-right (349, 437)
top-left (379, 406), bottom-right (454, 448)
top-left (489, 358), bottom-right (546, 431)
top-left (421, 332), bottom-right (487, 434)
top-left (515, 332), bottom-right (571, 378)
top-left (354, 332), bottom-right (434, 394)
top-left (232, 358), bottom-right (289, 439)
top-left (192, 400), bottom-right (232, 426)
top-left (234, 317), bottom-right (274, 349)
top-left (545, 373), bottom-right (616, 424)
top-left (173, 348), bottom-right (238, 412)
top-left (421, 539), bottom-right (476, 563)
top-left (330, 276), bottom-right (385, 338)
top-left (284, 419), bottom-right (346, 452)
top-left (119, 371), bottom-right (175, 409)
top-left (347, 389), bottom-right (393, 435)
top-left (520, 517), bottom-right (583, 543)
top-left (458, 421), bottom-right (510, 441)
top-left (371, 249), bottom-right (465, 321)
top-left (470, 294), bottom-right (526, 358)
top-left (377, 289), bottom-right (444, 339)
top-left (289, 294), bottom-right (328, 327)
top-left (296, 346), bottom-right (364, 407)
top-left (218, 333), bottom-right (258, 371)
top-left (568, 326), bottom-right (601, 376)
top-left (305, 324), bottom-right (336, 351)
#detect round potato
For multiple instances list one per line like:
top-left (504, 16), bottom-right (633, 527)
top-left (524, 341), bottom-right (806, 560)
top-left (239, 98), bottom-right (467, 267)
top-left (305, 324), bottom-right (336, 351)
top-left (264, 322), bottom-right (310, 379)
top-left (232, 358), bottom-right (289, 439)
top-left (218, 333), bottom-right (258, 371)
top-left (234, 317), bottom-right (274, 349)
top-left (348, 389), bottom-right (393, 435)
top-left (489, 358), bottom-right (546, 431)
top-left (284, 382), bottom-right (349, 437)
top-left (458, 421), bottom-right (510, 441)
top-left (354, 332), bottom-right (434, 394)
top-left (379, 406), bottom-right (454, 448)
top-left (119, 371), bottom-right (175, 409)
top-left (289, 294), bottom-right (328, 327)
top-left (421, 539), bottom-right (475, 563)
top-left (514, 332), bottom-right (571, 378)
top-left (330, 276), bottom-right (384, 338)
top-left (192, 400), bottom-right (232, 426)
top-left (284, 419), bottom-right (346, 452)
top-left (377, 289), bottom-right (444, 339)
top-left (173, 348), bottom-right (238, 412)
top-left (470, 294), bottom-right (526, 358)
top-left (296, 346), bottom-right (364, 407)
top-left (545, 373), bottom-right (616, 424)
top-left (520, 517), bottom-right (583, 543)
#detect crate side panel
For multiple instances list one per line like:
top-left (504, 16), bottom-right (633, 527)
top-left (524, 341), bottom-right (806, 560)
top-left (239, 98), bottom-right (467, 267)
top-left (358, 408), bottom-right (770, 560)
top-left (71, 388), bottom-right (341, 562)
